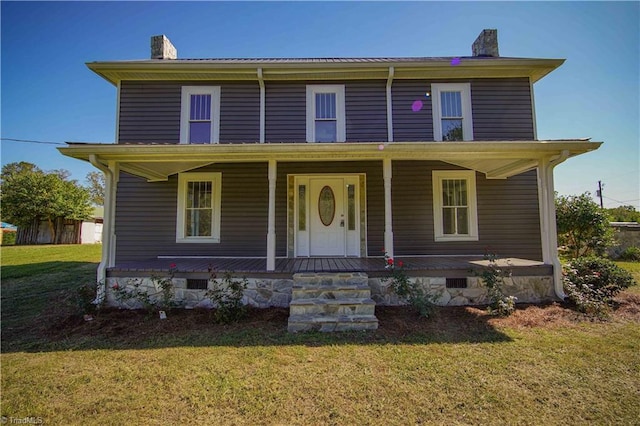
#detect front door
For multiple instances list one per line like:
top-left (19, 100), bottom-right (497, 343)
top-left (294, 175), bottom-right (361, 257)
top-left (310, 178), bottom-right (345, 256)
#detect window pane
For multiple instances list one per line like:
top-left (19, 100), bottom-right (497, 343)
top-left (315, 121), bottom-right (337, 142)
top-left (443, 207), bottom-right (456, 235)
top-left (189, 122), bottom-right (211, 144)
top-left (315, 93), bottom-right (336, 119)
top-left (347, 184), bottom-right (356, 231)
top-left (442, 119), bottom-right (463, 141)
top-left (190, 94), bottom-right (211, 120)
top-left (298, 185), bottom-right (306, 231)
top-left (456, 207), bottom-right (469, 234)
top-left (440, 91), bottom-right (462, 118)
top-left (186, 209), bottom-right (212, 237)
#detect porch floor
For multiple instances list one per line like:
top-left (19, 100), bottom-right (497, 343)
top-left (107, 256), bottom-right (552, 279)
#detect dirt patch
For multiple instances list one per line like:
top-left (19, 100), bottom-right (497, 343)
top-left (5, 289), bottom-right (638, 352)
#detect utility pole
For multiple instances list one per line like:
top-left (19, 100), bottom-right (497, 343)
top-left (596, 181), bottom-right (604, 208)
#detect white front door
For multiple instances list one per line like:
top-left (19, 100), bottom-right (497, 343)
top-left (310, 178), bottom-right (345, 256)
top-left (294, 175), bottom-right (361, 257)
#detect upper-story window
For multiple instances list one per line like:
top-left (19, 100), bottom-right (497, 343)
top-left (180, 86), bottom-right (221, 144)
top-left (306, 85), bottom-right (346, 142)
top-left (431, 83), bottom-right (473, 141)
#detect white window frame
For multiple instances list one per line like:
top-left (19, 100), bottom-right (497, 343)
top-left (180, 86), bottom-right (221, 144)
top-left (306, 85), bottom-right (346, 143)
top-left (432, 170), bottom-right (479, 242)
top-left (176, 172), bottom-right (222, 243)
top-left (431, 83), bottom-right (473, 142)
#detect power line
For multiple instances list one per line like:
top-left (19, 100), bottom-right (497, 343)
top-left (1, 138), bottom-right (66, 145)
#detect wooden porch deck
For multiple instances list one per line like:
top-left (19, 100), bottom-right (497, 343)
top-left (107, 256), bottom-right (552, 279)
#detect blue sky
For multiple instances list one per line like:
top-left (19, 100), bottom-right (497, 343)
top-left (2, 1), bottom-right (638, 209)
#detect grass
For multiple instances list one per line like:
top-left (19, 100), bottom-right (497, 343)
top-left (1, 245), bottom-right (639, 425)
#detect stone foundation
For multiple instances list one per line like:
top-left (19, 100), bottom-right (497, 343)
top-left (105, 277), bottom-right (293, 309)
top-left (105, 274), bottom-right (554, 309)
top-left (369, 276), bottom-right (555, 306)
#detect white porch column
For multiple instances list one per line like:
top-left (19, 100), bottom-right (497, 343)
top-left (267, 160), bottom-right (277, 271)
top-left (383, 158), bottom-right (394, 258)
top-left (538, 152), bottom-right (569, 299)
top-left (89, 156), bottom-right (118, 304)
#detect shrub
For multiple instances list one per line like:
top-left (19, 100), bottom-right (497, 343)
top-left (62, 281), bottom-right (100, 315)
top-left (205, 271), bottom-right (248, 324)
top-left (618, 246), bottom-right (640, 262)
top-left (563, 257), bottom-right (636, 318)
top-left (382, 253), bottom-right (438, 318)
top-left (112, 264), bottom-right (177, 313)
top-left (555, 193), bottom-right (615, 258)
top-left (2, 231), bottom-right (16, 246)
top-left (479, 253), bottom-right (517, 316)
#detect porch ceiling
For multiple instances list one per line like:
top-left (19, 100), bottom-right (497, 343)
top-left (59, 140), bottom-right (601, 182)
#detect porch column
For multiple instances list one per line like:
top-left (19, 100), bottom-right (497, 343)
top-left (383, 158), bottom-right (394, 258)
top-left (267, 160), bottom-right (277, 271)
top-left (538, 152), bottom-right (569, 299)
top-left (89, 156), bottom-right (119, 304)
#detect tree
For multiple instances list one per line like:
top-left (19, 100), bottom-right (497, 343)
top-left (1, 162), bottom-right (93, 243)
top-left (85, 171), bottom-right (105, 206)
top-left (606, 205), bottom-right (640, 223)
top-left (555, 192), bottom-right (615, 258)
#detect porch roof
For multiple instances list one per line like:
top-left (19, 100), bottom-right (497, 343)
top-left (59, 140), bottom-right (601, 182)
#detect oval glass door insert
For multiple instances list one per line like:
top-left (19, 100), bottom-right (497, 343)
top-left (318, 186), bottom-right (336, 226)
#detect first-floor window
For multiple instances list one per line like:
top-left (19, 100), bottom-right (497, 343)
top-left (176, 172), bottom-right (222, 243)
top-left (432, 170), bottom-right (478, 241)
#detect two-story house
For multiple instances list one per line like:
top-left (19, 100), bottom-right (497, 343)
top-left (60, 30), bottom-right (601, 331)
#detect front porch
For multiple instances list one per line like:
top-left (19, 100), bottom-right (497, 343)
top-left (107, 255), bottom-right (552, 279)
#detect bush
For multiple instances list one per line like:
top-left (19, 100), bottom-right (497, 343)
top-left (618, 246), bottom-right (640, 262)
top-left (205, 272), bottom-right (248, 324)
top-left (563, 257), bottom-right (636, 317)
top-left (2, 231), bottom-right (16, 246)
top-left (556, 193), bottom-right (615, 258)
top-left (479, 253), bottom-right (517, 316)
top-left (382, 253), bottom-right (439, 318)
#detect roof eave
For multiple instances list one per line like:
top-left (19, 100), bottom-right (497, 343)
top-left (86, 58), bottom-right (565, 86)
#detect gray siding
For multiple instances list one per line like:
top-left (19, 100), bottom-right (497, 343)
top-left (471, 78), bottom-right (534, 140)
top-left (345, 81), bottom-right (388, 142)
top-left (118, 81), bottom-right (260, 144)
top-left (115, 163), bottom-right (268, 262)
top-left (392, 161), bottom-right (542, 260)
top-left (265, 83), bottom-right (306, 142)
top-left (392, 78), bottom-right (534, 141)
top-left (115, 160), bottom-right (541, 263)
top-left (119, 78), bottom-right (533, 144)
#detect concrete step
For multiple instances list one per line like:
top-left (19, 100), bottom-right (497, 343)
top-left (287, 314), bottom-right (379, 332)
top-left (289, 298), bottom-right (376, 316)
top-left (292, 272), bottom-right (369, 288)
top-left (291, 285), bottom-right (371, 301)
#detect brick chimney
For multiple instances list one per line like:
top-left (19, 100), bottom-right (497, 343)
top-left (472, 29), bottom-right (499, 57)
top-left (151, 35), bottom-right (177, 60)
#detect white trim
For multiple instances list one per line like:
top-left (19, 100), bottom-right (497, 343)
top-left (431, 83), bottom-right (473, 141)
top-left (306, 84), bottom-right (346, 143)
top-left (529, 76), bottom-right (538, 140)
top-left (258, 68), bottom-right (265, 143)
top-left (176, 172), bottom-right (222, 243)
top-left (432, 170), bottom-right (479, 242)
top-left (383, 159), bottom-right (394, 258)
top-left (386, 67), bottom-right (394, 142)
top-left (266, 160), bottom-right (277, 270)
top-left (180, 86), bottom-right (221, 144)
top-left (115, 81), bottom-right (121, 143)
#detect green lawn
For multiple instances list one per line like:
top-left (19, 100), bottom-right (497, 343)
top-left (1, 245), bottom-right (639, 425)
